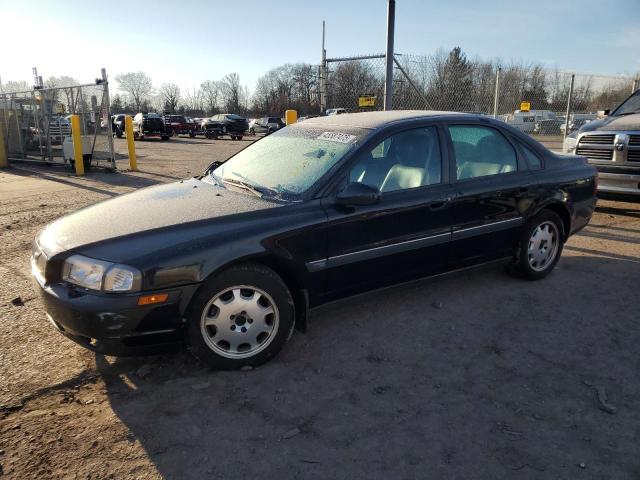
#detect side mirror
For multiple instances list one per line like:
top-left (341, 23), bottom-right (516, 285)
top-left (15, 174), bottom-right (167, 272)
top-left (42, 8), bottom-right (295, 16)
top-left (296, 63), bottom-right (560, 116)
top-left (205, 160), bottom-right (222, 174)
top-left (336, 182), bottom-right (381, 206)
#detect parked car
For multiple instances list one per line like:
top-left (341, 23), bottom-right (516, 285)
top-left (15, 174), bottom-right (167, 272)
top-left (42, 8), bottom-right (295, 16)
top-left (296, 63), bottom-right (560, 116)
top-left (163, 114), bottom-right (196, 137)
top-left (133, 113), bottom-right (170, 141)
top-left (560, 114), bottom-right (596, 135)
top-left (534, 118), bottom-right (563, 135)
top-left (31, 111), bottom-right (596, 369)
top-left (297, 115), bottom-right (319, 122)
top-left (325, 108), bottom-right (346, 115)
top-left (200, 114), bottom-right (248, 140)
top-left (248, 116), bottom-right (285, 135)
top-left (563, 91), bottom-right (640, 196)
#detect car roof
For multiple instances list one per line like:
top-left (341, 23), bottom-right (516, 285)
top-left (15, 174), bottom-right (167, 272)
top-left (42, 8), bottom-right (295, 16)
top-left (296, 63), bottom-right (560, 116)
top-left (300, 110), bottom-right (469, 130)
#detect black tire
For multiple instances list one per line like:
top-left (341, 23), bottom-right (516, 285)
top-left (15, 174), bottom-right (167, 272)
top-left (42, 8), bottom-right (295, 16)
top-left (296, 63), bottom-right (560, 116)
top-left (511, 210), bottom-right (564, 280)
top-left (187, 263), bottom-right (295, 369)
top-left (189, 130), bottom-right (196, 138)
top-left (115, 127), bottom-right (123, 138)
top-left (161, 135), bottom-right (170, 141)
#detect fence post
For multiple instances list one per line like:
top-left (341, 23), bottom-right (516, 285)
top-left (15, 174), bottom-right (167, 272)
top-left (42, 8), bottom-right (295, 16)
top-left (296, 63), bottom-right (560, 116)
top-left (563, 74), bottom-right (575, 142)
top-left (493, 67), bottom-right (501, 118)
top-left (125, 115), bottom-right (137, 171)
top-left (70, 114), bottom-right (85, 175)
top-left (285, 110), bottom-right (297, 125)
top-left (0, 116), bottom-right (7, 168)
top-left (101, 68), bottom-right (116, 170)
top-left (320, 21), bottom-right (327, 113)
top-left (633, 78), bottom-right (638, 94)
top-left (383, 0), bottom-right (395, 111)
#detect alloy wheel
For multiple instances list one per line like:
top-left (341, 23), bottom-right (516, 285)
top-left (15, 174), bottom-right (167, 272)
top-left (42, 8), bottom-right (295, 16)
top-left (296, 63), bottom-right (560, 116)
top-left (200, 285), bottom-right (279, 359)
top-left (527, 221), bottom-right (559, 272)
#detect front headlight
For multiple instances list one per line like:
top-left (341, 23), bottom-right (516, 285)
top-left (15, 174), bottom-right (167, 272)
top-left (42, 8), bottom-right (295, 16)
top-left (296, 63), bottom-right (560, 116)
top-left (62, 255), bottom-right (141, 292)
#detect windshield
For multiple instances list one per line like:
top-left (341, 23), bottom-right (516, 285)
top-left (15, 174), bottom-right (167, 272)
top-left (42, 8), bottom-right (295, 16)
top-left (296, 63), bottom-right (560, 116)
top-left (226, 114), bottom-right (245, 120)
top-left (612, 90), bottom-right (640, 116)
top-left (210, 126), bottom-right (366, 200)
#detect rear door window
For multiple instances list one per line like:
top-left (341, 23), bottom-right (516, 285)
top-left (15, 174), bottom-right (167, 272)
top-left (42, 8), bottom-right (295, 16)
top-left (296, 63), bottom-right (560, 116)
top-left (448, 125), bottom-right (517, 180)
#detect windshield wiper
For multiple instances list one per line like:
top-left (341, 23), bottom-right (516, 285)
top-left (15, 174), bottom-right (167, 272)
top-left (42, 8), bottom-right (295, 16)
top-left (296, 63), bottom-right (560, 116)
top-left (222, 177), bottom-right (265, 198)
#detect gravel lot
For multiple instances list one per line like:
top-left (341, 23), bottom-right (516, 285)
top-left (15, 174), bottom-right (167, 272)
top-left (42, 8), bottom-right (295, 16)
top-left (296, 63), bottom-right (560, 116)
top-left (1, 136), bottom-right (639, 479)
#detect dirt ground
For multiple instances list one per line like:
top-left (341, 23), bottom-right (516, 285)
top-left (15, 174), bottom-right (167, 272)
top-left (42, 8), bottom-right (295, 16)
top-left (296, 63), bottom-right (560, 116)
top-left (1, 136), bottom-right (639, 479)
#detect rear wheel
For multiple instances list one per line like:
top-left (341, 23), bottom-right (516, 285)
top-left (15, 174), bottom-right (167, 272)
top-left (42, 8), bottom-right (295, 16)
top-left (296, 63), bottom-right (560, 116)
top-left (187, 263), bottom-right (295, 369)
top-left (512, 210), bottom-right (564, 280)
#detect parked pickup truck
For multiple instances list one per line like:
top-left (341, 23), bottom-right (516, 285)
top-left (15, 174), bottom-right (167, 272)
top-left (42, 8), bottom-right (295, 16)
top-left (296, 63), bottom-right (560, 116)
top-left (133, 113), bottom-right (170, 141)
top-left (163, 114), bottom-right (196, 137)
top-left (564, 89), bottom-right (640, 196)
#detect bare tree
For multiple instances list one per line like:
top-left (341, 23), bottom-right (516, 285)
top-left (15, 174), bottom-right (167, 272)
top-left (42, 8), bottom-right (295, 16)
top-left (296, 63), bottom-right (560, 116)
top-left (182, 88), bottom-right (204, 116)
top-left (200, 80), bottom-right (220, 115)
top-left (115, 72), bottom-right (153, 112)
top-left (0, 79), bottom-right (30, 93)
top-left (220, 73), bottom-right (242, 112)
top-left (44, 76), bottom-right (80, 113)
top-left (158, 83), bottom-right (180, 113)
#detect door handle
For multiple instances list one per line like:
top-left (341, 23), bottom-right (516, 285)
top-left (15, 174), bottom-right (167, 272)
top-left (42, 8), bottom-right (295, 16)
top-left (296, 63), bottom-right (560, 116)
top-left (429, 197), bottom-right (451, 211)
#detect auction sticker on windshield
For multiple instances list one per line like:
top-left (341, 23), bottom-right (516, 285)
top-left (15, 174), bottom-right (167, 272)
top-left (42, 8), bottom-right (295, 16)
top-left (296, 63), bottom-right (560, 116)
top-left (317, 132), bottom-right (357, 144)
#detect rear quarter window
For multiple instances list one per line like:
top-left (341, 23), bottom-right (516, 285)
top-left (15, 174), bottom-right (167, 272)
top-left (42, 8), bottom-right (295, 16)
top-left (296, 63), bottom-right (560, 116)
top-left (520, 143), bottom-right (543, 170)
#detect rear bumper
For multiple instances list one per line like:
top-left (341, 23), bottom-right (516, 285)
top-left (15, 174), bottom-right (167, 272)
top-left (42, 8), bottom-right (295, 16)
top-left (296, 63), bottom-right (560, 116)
top-left (33, 277), bottom-right (200, 356)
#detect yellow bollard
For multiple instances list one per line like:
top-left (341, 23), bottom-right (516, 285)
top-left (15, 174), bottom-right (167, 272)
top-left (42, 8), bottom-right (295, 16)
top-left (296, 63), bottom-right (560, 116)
top-left (70, 114), bottom-right (84, 176)
top-left (125, 116), bottom-right (137, 171)
top-left (285, 110), bottom-right (298, 125)
top-left (0, 120), bottom-right (8, 168)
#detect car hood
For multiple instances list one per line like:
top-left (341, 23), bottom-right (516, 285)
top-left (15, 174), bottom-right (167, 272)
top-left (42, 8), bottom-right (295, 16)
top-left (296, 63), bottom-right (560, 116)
top-left (577, 113), bottom-right (640, 133)
top-left (37, 178), bottom-right (281, 257)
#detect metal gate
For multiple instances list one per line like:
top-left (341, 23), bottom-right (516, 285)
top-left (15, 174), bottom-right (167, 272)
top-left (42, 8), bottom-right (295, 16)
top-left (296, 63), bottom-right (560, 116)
top-left (0, 69), bottom-right (115, 169)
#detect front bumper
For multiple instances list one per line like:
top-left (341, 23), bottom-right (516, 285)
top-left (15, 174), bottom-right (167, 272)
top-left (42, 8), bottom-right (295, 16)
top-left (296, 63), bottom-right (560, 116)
top-left (33, 277), bottom-right (200, 356)
top-left (596, 171), bottom-right (640, 196)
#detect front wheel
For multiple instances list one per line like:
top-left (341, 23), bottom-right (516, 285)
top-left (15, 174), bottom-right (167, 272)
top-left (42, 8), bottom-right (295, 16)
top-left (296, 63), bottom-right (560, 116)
top-left (512, 210), bottom-right (564, 280)
top-left (187, 263), bottom-right (295, 369)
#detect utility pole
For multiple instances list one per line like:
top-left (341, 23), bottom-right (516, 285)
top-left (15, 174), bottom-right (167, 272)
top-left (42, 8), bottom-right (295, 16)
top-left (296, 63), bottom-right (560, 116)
top-left (383, 0), bottom-right (395, 110)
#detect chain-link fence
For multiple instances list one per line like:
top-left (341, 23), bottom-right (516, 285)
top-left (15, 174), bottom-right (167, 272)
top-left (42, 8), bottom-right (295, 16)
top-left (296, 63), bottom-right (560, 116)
top-left (0, 74), bottom-right (114, 169)
top-left (322, 52), bottom-right (637, 144)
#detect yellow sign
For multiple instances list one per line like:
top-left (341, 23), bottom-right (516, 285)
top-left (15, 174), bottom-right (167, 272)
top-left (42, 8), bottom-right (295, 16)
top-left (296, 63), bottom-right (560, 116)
top-left (520, 101), bottom-right (531, 112)
top-left (359, 95), bottom-right (376, 108)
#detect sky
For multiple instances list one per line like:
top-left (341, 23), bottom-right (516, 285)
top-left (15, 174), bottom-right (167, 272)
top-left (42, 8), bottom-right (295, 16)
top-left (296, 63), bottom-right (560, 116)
top-left (1, 0), bottom-right (638, 95)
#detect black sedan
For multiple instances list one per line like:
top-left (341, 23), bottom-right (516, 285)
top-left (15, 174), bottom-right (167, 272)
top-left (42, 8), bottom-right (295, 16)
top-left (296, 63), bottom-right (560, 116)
top-left (31, 111), bottom-right (597, 369)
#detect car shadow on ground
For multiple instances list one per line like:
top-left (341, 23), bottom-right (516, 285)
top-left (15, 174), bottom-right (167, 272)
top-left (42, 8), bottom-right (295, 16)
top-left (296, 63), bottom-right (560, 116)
top-left (94, 254), bottom-right (640, 479)
top-left (5, 164), bottom-right (166, 196)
